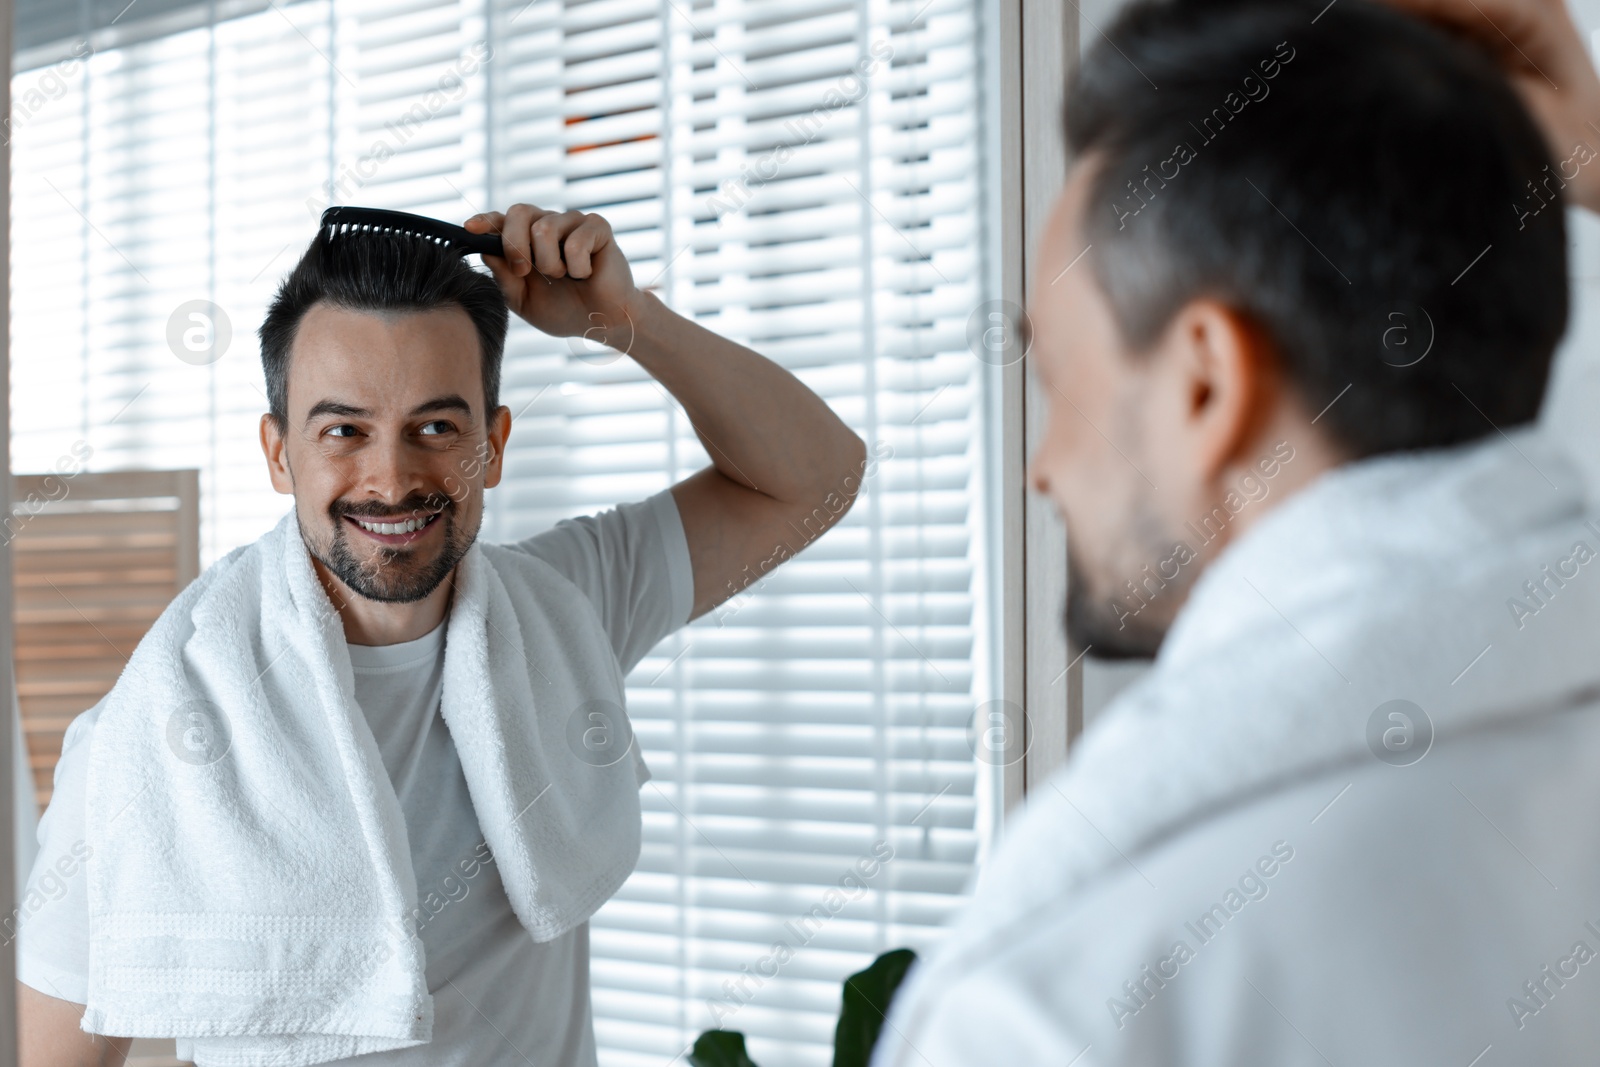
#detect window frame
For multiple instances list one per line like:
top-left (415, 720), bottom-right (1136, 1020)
top-left (993, 0), bottom-right (1080, 809)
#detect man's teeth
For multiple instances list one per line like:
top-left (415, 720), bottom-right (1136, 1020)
top-left (355, 512), bottom-right (439, 535)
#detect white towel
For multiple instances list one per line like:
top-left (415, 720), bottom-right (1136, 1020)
top-left (80, 508), bottom-right (643, 1066)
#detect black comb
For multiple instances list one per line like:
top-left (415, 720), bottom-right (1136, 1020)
top-left (319, 206), bottom-right (505, 259)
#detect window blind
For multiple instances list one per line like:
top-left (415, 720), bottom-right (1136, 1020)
top-left (9, 0), bottom-right (1000, 1063)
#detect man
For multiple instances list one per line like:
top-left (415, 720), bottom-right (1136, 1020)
top-left (16, 207), bottom-right (865, 1065)
top-left (874, 0), bottom-right (1600, 1063)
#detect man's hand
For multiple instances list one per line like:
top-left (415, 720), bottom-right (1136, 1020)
top-left (1384, 0), bottom-right (1600, 211)
top-left (462, 206), bottom-right (647, 350)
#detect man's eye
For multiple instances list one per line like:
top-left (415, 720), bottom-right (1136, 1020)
top-left (325, 424), bottom-right (359, 438)
top-left (419, 421), bottom-right (455, 436)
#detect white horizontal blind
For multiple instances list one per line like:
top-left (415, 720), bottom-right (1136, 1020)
top-left (10, 0), bottom-right (336, 555)
top-left (504, 3), bottom-right (995, 1064)
top-left (9, 0), bottom-right (997, 1063)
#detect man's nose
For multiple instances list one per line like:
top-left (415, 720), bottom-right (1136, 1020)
top-left (1027, 452), bottom-right (1048, 496)
top-left (361, 437), bottom-right (428, 502)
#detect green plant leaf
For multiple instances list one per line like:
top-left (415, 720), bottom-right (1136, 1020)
top-left (687, 1029), bottom-right (759, 1067)
top-left (832, 948), bottom-right (918, 1067)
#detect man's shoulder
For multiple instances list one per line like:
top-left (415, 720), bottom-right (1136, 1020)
top-left (475, 539), bottom-right (613, 633)
top-left (1015, 693), bottom-right (1600, 928)
top-left (479, 537), bottom-right (585, 590)
top-left (482, 492), bottom-right (676, 606)
top-left (156, 528), bottom-right (267, 631)
top-left (902, 697), bottom-right (1600, 1064)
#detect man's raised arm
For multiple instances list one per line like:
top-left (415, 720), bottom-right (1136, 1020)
top-left (464, 205), bottom-right (868, 622)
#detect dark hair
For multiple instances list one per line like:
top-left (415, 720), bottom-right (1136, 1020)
top-left (258, 228), bottom-right (509, 432)
top-left (1065, 0), bottom-right (1568, 457)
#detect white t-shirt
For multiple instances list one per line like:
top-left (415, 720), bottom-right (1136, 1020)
top-left (16, 488), bottom-right (694, 1066)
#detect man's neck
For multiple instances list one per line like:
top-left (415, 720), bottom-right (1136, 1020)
top-left (1201, 406), bottom-right (1349, 556)
top-left (310, 558), bottom-right (456, 646)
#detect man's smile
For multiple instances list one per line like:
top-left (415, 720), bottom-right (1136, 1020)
top-left (343, 508), bottom-right (445, 545)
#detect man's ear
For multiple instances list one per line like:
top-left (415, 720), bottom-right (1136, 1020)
top-left (1156, 298), bottom-right (1278, 485)
top-left (481, 405), bottom-right (514, 490)
top-left (260, 413), bottom-right (294, 494)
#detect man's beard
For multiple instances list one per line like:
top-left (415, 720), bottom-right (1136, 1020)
top-left (303, 496), bottom-right (476, 604)
top-left (1061, 491), bottom-right (1197, 661)
top-left (1063, 549), bottom-right (1167, 660)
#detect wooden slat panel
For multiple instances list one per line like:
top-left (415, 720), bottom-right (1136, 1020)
top-left (17, 567), bottom-right (180, 587)
top-left (17, 607), bottom-right (167, 627)
top-left (11, 511), bottom-right (179, 538)
top-left (11, 469), bottom-right (200, 810)
top-left (17, 548), bottom-right (181, 573)
top-left (13, 641), bottom-right (131, 660)
top-left (13, 532), bottom-right (177, 553)
top-left (14, 469), bottom-right (191, 502)
top-left (20, 714), bottom-right (81, 735)
top-left (13, 623), bottom-right (155, 663)
top-left (15, 696), bottom-right (126, 717)
top-left (16, 589), bottom-right (180, 613)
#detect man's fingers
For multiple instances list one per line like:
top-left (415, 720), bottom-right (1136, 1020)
top-left (504, 203), bottom-right (550, 276)
top-left (465, 205), bottom-right (615, 316)
top-left (465, 209), bottom-right (524, 277)
top-left (464, 210), bottom-right (508, 248)
top-left (561, 214), bottom-right (612, 279)
top-left (461, 213), bottom-right (518, 296)
top-left (530, 209), bottom-right (588, 279)
top-left (468, 205), bottom-right (602, 281)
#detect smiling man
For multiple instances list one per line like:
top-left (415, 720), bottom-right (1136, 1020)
top-left (873, 0), bottom-right (1600, 1064)
top-left (16, 207), bottom-right (865, 1067)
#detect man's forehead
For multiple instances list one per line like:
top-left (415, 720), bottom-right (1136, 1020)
top-left (293, 301), bottom-right (476, 347)
top-left (1044, 158), bottom-right (1095, 265)
top-left (285, 303), bottom-right (483, 415)
top-left (1026, 160), bottom-right (1097, 341)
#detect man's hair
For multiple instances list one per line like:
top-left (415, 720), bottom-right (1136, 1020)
top-left (258, 228), bottom-right (509, 432)
top-left (1065, 0), bottom-right (1568, 458)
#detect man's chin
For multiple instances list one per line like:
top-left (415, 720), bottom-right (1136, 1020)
top-left (341, 565), bottom-right (452, 604)
top-left (303, 513), bottom-right (472, 605)
top-left (1063, 588), bottom-right (1165, 661)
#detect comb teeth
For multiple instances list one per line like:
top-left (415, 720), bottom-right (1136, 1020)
top-left (326, 221), bottom-right (452, 246)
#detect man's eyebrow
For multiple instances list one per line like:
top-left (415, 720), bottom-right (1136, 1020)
top-left (303, 394), bottom-right (475, 426)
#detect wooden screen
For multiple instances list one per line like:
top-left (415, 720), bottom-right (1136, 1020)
top-left (11, 469), bottom-right (200, 815)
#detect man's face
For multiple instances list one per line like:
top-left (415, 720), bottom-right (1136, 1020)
top-left (1025, 158), bottom-right (1200, 659)
top-left (262, 302), bottom-right (509, 605)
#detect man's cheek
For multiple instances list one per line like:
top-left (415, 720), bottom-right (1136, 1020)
top-left (1046, 448), bottom-right (1095, 526)
top-left (1058, 474), bottom-right (1119, 577)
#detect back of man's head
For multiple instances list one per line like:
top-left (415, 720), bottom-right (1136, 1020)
top-left (259, 226), bottom-right (509, 433)
top-left (1066, 0), bottom-right (1568, 458)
